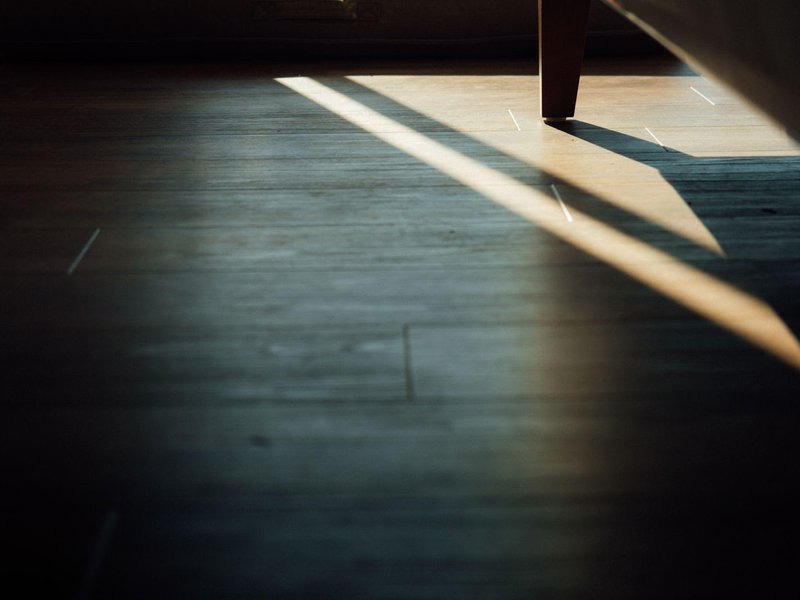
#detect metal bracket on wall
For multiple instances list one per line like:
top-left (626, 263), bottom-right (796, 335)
top-left (253, 1), bottom-right (381, 22)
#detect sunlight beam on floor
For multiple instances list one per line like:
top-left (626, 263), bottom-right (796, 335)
top-left (346, 74), bottom-right (726, 255)
top-left (276, 76), bottom-right (800, 370)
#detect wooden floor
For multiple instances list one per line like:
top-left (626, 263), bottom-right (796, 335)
top-left (2, 56), bottom-right (800, 598)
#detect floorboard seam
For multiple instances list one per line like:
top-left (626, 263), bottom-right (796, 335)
top-left (403, 323), bottom-right (416, 402)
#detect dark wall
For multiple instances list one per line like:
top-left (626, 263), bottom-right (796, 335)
top-left (0, 1), bottom-right (655, 57)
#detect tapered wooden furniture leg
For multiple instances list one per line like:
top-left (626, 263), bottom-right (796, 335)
top-left (539, 0), bottom-right (592, 122)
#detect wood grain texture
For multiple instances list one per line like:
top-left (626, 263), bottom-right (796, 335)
top-left (1, 56), bottom-right (799, 598)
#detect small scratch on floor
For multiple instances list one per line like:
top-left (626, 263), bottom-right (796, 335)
top-left (507, 109), bottom-right (522, 131)
top-left (690, 86), bottom-right (716, 105)
top-left (67, 228), bottom-right (101, 275)
top-left (551, 185), bottom-right (574, 223)
top-left (645, 127), bottom-right (669, 151)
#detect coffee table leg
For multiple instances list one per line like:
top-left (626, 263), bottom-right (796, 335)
top-left (539, 0), bottom-right (592, 121)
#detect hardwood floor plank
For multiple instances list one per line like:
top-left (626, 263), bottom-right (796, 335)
top-left (86, 498), bottom-right (798, 599)
top-left (4, 152), bottom-right (795, 192)
top-left (2, 188), bottom-right (521, 229)
top-left (3, 395), bottom-right (798, 504)
top-left (409, 322), bottom-right (800, 400)
top-left (3, 219), bottom-right (786, 276)
top-left (0, 157), bottom-right (563, 191)
top-left (5, 258), bottom-right (799, 332)
top-left (2, 327), bottom-right (406, 407)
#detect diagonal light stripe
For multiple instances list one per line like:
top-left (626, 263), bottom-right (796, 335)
top-left (348, 74), bottom-right (725, 256)
top-left (277, 76), bottom-right (800, 369)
